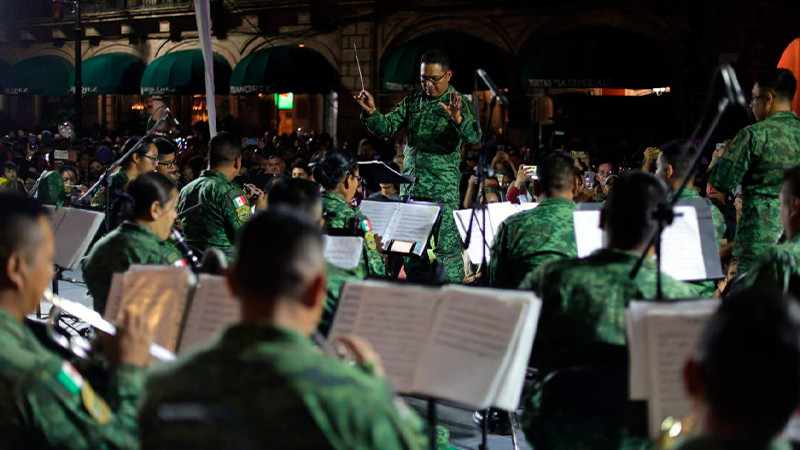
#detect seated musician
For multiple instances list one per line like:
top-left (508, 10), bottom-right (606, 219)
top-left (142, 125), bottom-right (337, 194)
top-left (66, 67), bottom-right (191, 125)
top-left (138, 208), bottom-right (426, 449)
top-left (520, 171), bottom-right (698, 448)
top-left (0, 192), bottom-right (151, 449)
top-left (83, 172), bottom-right (186, 314)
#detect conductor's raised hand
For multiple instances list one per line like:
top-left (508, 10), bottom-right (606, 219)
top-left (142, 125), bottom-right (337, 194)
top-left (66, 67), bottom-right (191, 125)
top-left (354, 90), bottom-right (376, 116)
top-left (438, 90), bottom-right (463, 125)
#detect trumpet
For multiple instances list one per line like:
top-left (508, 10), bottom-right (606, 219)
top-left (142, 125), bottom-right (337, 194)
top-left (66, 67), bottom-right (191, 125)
top-left (43, 289), bottom-right (176, 362)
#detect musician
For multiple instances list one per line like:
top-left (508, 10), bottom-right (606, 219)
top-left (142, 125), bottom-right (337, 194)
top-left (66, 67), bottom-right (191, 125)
top-left (153, 138), bottom-right (180, 183)
top-left (741, 165), bottom-right (800, 296)
top-left (489, 151), bottom-right (579, 289)
top-left (676, 288), bottom-right (800, 449)
top-left (83, 172), bottom-right (186, 314)
top-left (177, 132), bottom-right (265, 261)
top-left (0, 192), bottom-right (151, 449)
top-left (520, 172), bottom-right (697, 448)
top-left (91, 136), bottom-right (159, 217)
top-left (655, 140), bottom-right (728, 297)
top-left (708, 68), bottom-right (800, 274)
top-left (139, 209), bottom-right (426, 449)
top-left (355, 49), bottom-right (481, 283)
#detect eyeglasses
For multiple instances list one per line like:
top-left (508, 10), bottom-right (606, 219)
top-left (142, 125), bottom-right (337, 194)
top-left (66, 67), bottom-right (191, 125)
top-left (141, 154), bottom-right (159, 163)
top-left (749, 94), bottom-right (767, 107)
top-left (158, 160), bottom-right (176, 168)
top-left (598, 170), bottom-right (614, 175)
top-left (420, 73), bottom-right (448, 85)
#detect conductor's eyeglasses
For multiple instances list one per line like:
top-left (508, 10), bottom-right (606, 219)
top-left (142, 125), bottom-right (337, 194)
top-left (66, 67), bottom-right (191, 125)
top-left (749, 94), bottom-right (767, 107)
top-left (420, 73), bottom-right (447, 85)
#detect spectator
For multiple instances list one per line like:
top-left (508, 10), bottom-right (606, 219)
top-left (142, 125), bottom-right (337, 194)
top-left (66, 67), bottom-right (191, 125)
top-left (357, 138), bottom-right (378, 161)
top-left (290, 159), bottom-right (313, 180)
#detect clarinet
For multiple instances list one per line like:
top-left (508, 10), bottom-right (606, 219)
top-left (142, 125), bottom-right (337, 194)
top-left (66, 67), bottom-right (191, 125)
top-left (170, 227), bottom-right (201, 271)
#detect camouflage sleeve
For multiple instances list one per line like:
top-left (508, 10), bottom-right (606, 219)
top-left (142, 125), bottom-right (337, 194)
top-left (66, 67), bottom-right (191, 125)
top-left (456, 94), bottom-right (482, 145)
top-left (361, 96), bottom-right (409, 138)
top-left (334, 387), bottom-right (427, 450)
top-left (489, 222), bottom-right (511, 288)
top-left (218, 185), bottom-right (251, 259)
top-left (710, 203), bottom-right (727, 247)
top-left (35, 171), bottom-right (65, 206)
top-left (708, 127), bottom-right (755, 193)
top-left (6, 362), bottom-right (143, 449)
top-left (518, 263), bottom-right (546, 292)
top-left (747, 250), bottom-right (798, 294)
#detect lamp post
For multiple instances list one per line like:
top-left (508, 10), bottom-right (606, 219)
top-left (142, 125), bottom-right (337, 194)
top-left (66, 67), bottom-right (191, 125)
top-left (54, 0), bottom-right (82, 139)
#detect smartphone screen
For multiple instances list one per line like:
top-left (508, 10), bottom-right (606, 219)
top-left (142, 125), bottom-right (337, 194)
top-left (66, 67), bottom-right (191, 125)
top-left (245, 138), bottom-right (259, 146)
top-left (389, 240), bottom-right (415, 254)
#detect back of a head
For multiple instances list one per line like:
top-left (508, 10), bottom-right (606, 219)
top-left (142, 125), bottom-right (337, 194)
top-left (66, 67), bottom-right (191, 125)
top-left (539, 151), bottom-right (576, 196)
top-left (0, 193), bottom-right (48, 285)
top-left (153, 138), bottom-right (177, 157)
top-left (121, 136), bottom-right (151, 166)
top-left (312, 149), bottom-right (356, 190)
top-left (757, 68), bottom-right (797, 101)
top-left (698, 288), bottom-right (800, 440)
top-left (603, 171), bottom-right (668, 250)
top-left (232, 208), bottom-right (324, 303)
top-left (208, 132), bottom-right (242, 168)
top-left (268, 178), bottom-right (321, 220)
top-left (420, 49), bottom-right (450, 70)
top-left (658, 140), bottom-right (697, 181)
top-left (126, 172), bottom-right (176, 220)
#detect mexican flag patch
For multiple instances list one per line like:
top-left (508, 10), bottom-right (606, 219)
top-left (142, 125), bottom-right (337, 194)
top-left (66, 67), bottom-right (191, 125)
top-left (57, 361), bottom-right (84, 395)
top-left (173, 259), bottom-right (188, 268)
top-left (232, 195), bottom-right (247, 207)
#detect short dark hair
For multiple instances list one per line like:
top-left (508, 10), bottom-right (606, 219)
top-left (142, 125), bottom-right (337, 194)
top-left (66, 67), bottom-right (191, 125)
top-left (0, 193), bottom-right (48, 285)
top-left (120, 136), bottom-right (153, 166)
top-left (126, 172), bottom-right (177, 220)
top-left (312, 149), bottom-right (357, 190)
top-left (603, 171), bottom-right (668, 250)
top-left (152, 138), bottom-right (177, 157)
top-left (539, 151), bottom-right (577, 196)
top-left (208, 132), bottom-right (242, 168)
top-left (757, 68), bottom-right (797, 101)
top-left (420, 49), bottom-right (450, 71)
top-left (783, 164), bottom-right (800, 199)
top-left (658, 139), bottom-right (697, 180)
top-left (3, 161), bottom-right (18, 172)
top-left (268, 178), bottom-right (322, 219)
top-left (232, 208), bottom-right (324, 302)
top-left (58, 164), bottom-right (78, 177)
top-left (698, 288), bottom-right (800, 441)
top-left (291, 159), bottom-right (312, 176)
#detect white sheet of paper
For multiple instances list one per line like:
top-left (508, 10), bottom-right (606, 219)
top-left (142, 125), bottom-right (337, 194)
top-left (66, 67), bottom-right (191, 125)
top-left (453, 209), bottom-right (492, 265)
top-left (177, 274), bottom-right (241, 353)
top-left (646, 309), bottom-right (715, 438)
top-left (386, 203), bottom-right (441, 256)
top-left (486, 202), bottom-right (537, 239)
top-left (358, 200), bottom-right (399, 242)
top-left (415, 286), bottom-right (527, 408)
top-left (574, 206), bottom-right (708, 281)
top-left (323, 236), bottom-right (364, 270)
top-left (44, 206), bottom-right (106, 270)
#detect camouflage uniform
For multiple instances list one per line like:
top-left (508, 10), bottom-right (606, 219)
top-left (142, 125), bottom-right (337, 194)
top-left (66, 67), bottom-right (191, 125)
top-left (361, 86), bottom-right (482, 283)
top-left (34, 171), bottom-right (65, 207)
top-left (488, 197), bottom-right (578, 289)
top-left (139, 323), bottom-right (426, 449)
top-left (708, 111), bottom-right (800, 274)
top-left (0, 309), bottom-right (143, 449)
top-left (83, 221), bottom-right (186, 313)
top-left (745, 234), bottom-right (800, 295)
top-left (321, 191), bottom-right (386, 334)
top-left (178, 169), bottom-right (252, 261)
top-left (677, 188), bottom-right (727, 297)
top-left (519, 248), bottom-right (697, 449)
top-left (91, 169), bottom-right (128, 209)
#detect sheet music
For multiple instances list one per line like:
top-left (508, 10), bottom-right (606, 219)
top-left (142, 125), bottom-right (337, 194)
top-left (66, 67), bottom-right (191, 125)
top-left (44, 206), bottom-right (106, 270)
top-left (358, 201), bottom-right (399, 241)
top-left (177, 275), bottom-right (241, 353)
top-left (574, 206), bottom-right (709, 281)
top-left (493, 292), bottom-right (542, 410)
top-left (627, 299), bottom-right (718, 400)
top-left (329, 281), bottom-right (439, 393)
top-left (453, 209), bottom-right (492, 265)
top-left (327, 282), bottom-right (366, 338)
top-left (103, 272), bottom-right (125, 321)
top-left (386, 203), bottom-right (441, 256)
top-left (416, 286), bottom-right (527, 408)
top-left (486, 202), bottom-right (537, 239)
top-left (646, 310), bottom-right (714, 438)
top-left (323, 236), bottom-right (364, 270)
top-left (116, 266), bottom-right (193, 352)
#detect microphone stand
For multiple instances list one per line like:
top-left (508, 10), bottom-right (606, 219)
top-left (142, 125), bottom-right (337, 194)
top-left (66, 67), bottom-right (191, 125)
top-left (629, 64), bottom-right (745, 300)
top-left (75, 109), bottom-right (172, 230)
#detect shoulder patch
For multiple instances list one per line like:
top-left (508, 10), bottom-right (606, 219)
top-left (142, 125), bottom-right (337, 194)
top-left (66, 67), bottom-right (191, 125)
top-left (236, 205), bottom-right (252, 222)
top-left (81, 382), bottom-right (112, 424)
top-left (56, 361), bottom-right (84, 395)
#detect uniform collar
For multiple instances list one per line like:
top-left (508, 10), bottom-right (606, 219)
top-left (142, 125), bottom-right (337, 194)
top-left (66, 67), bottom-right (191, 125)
top-left (676, 187), bottom-right (702, 200)
top-left (118, 221), bottom-right (162, 240)
top-left (538, 196), bottom-right (576, 207)
top-left (221, 322), bottom-right (318, 352)
top-left (199, 169), bottom-right (229, 182)
top-left (424, 85), bottom-right (454, 103)
top-left (321, 190), bottom-right (351, 207)
top-left (589, 247), bottom-right (654, 266)
top-left (767, 111), bottom-right (799, 121)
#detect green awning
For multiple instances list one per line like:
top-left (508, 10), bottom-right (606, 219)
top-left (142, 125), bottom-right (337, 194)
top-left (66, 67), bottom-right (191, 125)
top-left (381, 32), bottom-right (509, 93)
top-left (4, 55), bottom-right (72, 95)
top-left (230, 46), bottom-right (335, 94)
top-left (0, 59), bottom-right (9, 91)
top-left (140, 50), bottom-right (231, 95)
top-left (69, 53), bottom-right (145, 95)
top-left (521, 27), bottom-right (672, 89)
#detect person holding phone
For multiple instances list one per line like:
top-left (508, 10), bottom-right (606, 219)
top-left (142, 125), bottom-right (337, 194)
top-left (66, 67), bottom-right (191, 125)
top-left (354, 49), bottom-right (481, 283)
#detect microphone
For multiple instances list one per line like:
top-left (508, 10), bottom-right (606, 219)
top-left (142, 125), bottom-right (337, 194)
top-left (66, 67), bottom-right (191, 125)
top-left (164, 107), bottom-right (181, 130)
top-left (476, 69), bottom-right (509, 107)
top-left (719, 63), bottom-right (748, 110)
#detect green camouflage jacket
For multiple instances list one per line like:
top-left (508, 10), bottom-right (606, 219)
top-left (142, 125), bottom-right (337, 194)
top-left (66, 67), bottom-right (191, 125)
top-left (178, 169), bottom-right (251, 261)
top-left (708, 111), bottom-right (800, 272)
top-left (35, 171), bottom-right (65, 207)
top-left (745, 233), bottom-right (800, 295)
top-left (322, 191), bottom-right (385, 278)
top-left (82, 221), bottom-right (185, 313)
top-left (138, 323), bottom-right (426, 450)
top-left (0, 309), bottom-right (143, 449)
top-left (489, 197), bottom-right (578, 289)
